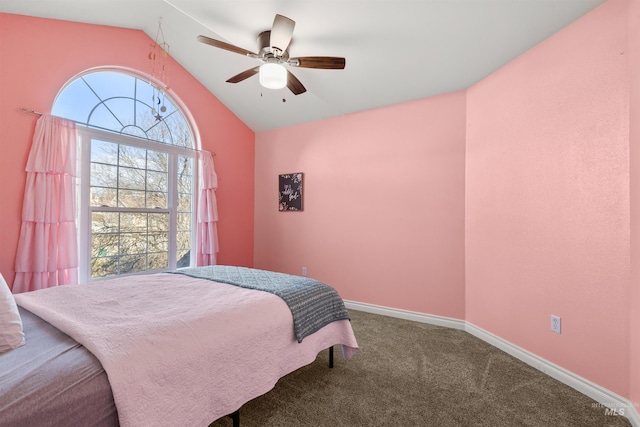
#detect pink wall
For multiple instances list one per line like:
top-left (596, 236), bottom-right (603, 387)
top-left (254, 92), bottom-right (466, 319)
top-left (2, 0), bottom-right (638, 412)
top-left (0, 13), bottom-right (255, 286)
top-left (628, 0), bottom-right (640, 413)
top-left (466, 0), bottom-right (630, 397)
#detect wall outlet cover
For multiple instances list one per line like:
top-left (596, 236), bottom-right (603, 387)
top-left (551, 315), bottom-right (561, 334)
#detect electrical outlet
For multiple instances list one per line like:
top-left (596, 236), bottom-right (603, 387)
top-left (302, 267), bottom-right (307, 277)
top-left (551, 315), bottom-right (561, 334)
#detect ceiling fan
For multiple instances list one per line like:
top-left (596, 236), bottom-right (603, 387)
top-left (197, 14), bottom-right (346, 95)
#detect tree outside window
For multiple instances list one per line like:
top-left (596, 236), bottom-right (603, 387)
top-left (52, 70), bottom-right (197, 281)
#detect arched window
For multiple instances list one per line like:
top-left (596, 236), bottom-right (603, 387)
top-left (52, 70), bottom-right (197, 282)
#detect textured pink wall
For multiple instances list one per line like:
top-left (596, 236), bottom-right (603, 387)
top-left (3, 1), bottom-right (638, 410)
top-left (254, 92), bottom-right (466, 319)
top-left (0, 13), bottom-right (255, 286)
top-left (628, 0), bottom-right (640, 413)
top-left (466, 0), bottom-right (630, 396)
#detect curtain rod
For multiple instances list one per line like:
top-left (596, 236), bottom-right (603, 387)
top-left (20, 107), bottom-right (45, 115)
top-left (19, 107), bottom-right (215, 156)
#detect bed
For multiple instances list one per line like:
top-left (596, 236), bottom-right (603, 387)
top-left (0, 265), bottom-right (358, 427)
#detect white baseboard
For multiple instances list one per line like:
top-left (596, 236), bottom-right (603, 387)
top-left (344, 300), bottom-right (639, 427)
top-left (465, 323), bottom-right (639, 426)
top-left (629, 406), bottom-right (640, 427)
top-left (344, 300), bottom-right (466, 330)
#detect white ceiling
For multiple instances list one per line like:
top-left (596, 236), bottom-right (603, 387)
top-left (1, 0), bottom-right (606, 132)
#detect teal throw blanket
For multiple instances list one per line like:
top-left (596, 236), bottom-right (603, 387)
top-left (171, 265), bottom-right (350, 343)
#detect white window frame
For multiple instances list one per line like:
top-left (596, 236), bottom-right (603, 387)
top-left (77, 126), bottom-right (197, 283)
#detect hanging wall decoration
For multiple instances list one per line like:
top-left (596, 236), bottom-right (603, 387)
top-left (149, 18), bottom-right (171, 121)
top-left (279, 173), bottom-right (303, 211)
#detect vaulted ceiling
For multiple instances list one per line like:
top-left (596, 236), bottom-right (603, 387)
top-left (1, 0), bottom-right (606, 131)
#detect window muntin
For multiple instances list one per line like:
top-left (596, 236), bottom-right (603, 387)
top-left (53, 70), bottom-right (194, 148)
top-left (90, 140), bottom-right (169, 209)
top-left (52, 70), bottom-right (196, 282)
top-left (176, 155), bottom-right (193, 268)
top-left (90, 211), bottom-right (170, 278)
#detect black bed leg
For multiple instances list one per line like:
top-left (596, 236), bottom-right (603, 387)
top-left (329, 346), bottom-right (334, 368)
top-left (228, 410), bottom-right (240, 427)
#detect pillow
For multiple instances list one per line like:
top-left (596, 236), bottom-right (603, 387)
top-left (0, 273), bottom-right (26, 353)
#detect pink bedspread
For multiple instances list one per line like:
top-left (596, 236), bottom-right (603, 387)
top-left (14, 273), bottom-right (358, 427)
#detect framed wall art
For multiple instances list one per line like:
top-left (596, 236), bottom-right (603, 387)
top-left (279, 172), bottom-right (303, 211)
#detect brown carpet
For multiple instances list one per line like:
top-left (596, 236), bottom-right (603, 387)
top-left (210, 310), bottom-right (631, 427)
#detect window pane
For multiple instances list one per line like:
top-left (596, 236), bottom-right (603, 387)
top-left (91, 140), bottom-right (118, 165)
top-left (103, 97), bottom-right (135, 129)
top-left (147, 171), bottom-right (167, 192)
top-left (89, 209), bottom-right (173, 278)
top-left (165, 113), bottom-right (194, 148)
top-left (178, 193), bottom-right (191, 212)
top-left (120, 213), bottom-right (148, 233)
top-left (178, 174), bottom-right (192, 194)
top-left (176, 249), bottom-right (190, 268)
top-left (148, 150), bottom-right (168, 172)
top-left (118, 190), bottom-right (146, 208)
top-left (91, 212), bottom-right (119, 233)
top-left (83, 71), bottom-right (134, 100)
top-left (90, 187), bottom-right (117, 207)
top-left (146, 121), bottom-right (172, 145)
top-left (149, 213), bottom-right (169, 232)
top-left (52, 79), bottom-right (99, 123)
top-left (177, 213), bottom-right (191, 231)
top-left (148, 232), bottom-right (169, 252)
top-left (177, 157), bottom-right (193, 250)
top-left (136, 79), bottom-right (156, 109)
top-left (91, 232), bottom-right (119, 258)
top-left (178, 156), bottom-right (192, 171)
top-left (147, 192), bottom-right (167, 209)
top-left (119, 255), bottom-right (147, 274)
top-left (91, 256), bottom-right (119, 278)
top-left (89, 103), bottom-right (124, 131)
top-left (178, 155), bottom-right (193, 183)
top-left (120, 233), bottom-right (147, 255)
top-left (148, 252), bottom-right (168, 270)
top-left (118, 166), bottom-right (145, 190)
top-left (91, 163), bottom-right (117, 187)
top-left (177, 231), bottom-right (190, 250)
top-left (119, 145), bottom-right (147, 169)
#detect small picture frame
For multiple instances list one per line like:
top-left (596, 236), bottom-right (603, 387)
top-left (279, 173), bottom-right (303, 211)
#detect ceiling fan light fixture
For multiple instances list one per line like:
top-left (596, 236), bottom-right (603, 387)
top-left (259, 63), bottom-right (287, 89)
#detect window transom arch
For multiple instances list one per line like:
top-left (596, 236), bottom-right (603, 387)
top-left (53, 69), bottom-right (195, 148)
top-left (52, 69), bottom-right (198, 282)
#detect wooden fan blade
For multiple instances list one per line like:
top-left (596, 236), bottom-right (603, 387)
top-left (197, 35), bottom-right (256, 56)
top-left (287, 70), bottom-right (306, 95)
top-left (290, 56), bottom-right (346, 69)
top-left (226, 67), bottom-right (260, 83)
top-left (270, 14), bottom-right (295, 53)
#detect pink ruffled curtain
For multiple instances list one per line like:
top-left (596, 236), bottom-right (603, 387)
top-left (196, 151), bottom-right (219, 266)
top-left (13, 115), bottom-right (78, 293)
